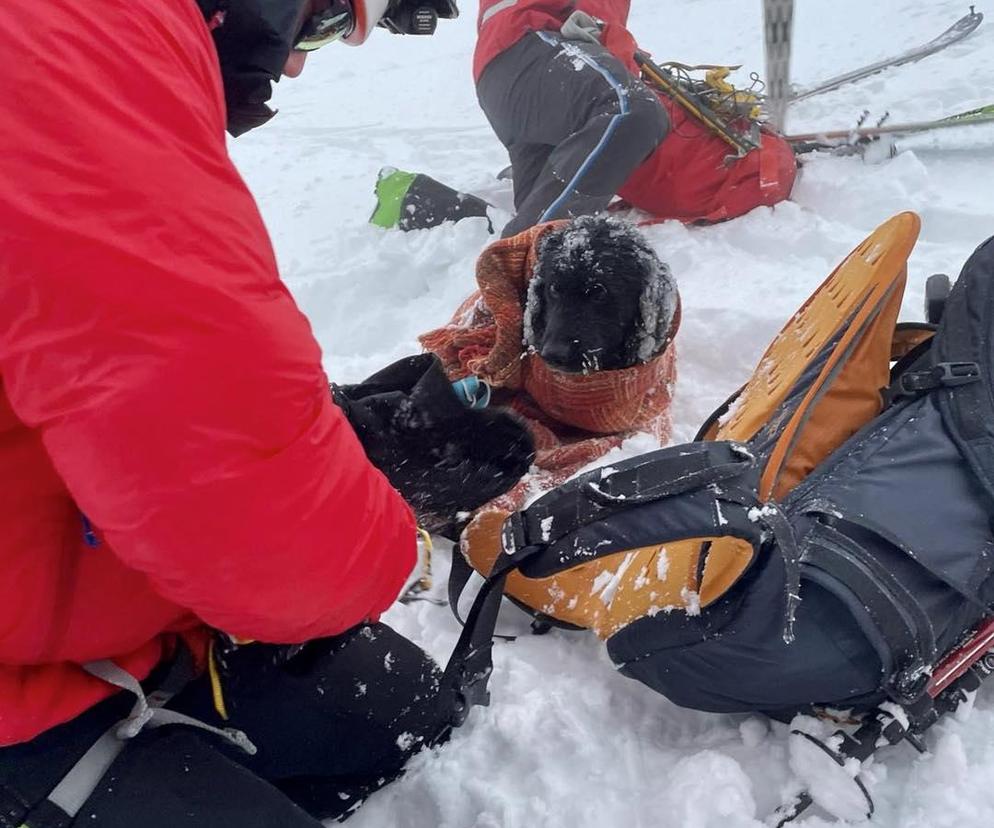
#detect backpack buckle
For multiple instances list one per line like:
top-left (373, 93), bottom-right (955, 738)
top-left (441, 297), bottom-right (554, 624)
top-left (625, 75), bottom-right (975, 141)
top-left (500, 512), bottom-right (528, 556)
top-left (935, 361), bottom-right (982, 386)
top-left (898, 361), bottom-right (980, 395)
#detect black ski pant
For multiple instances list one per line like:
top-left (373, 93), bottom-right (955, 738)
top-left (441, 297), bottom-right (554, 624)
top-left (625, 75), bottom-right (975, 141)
top-left (0, 624), bottom-right (448, 827)
top-left (476, 31), bottom-right (669, 238)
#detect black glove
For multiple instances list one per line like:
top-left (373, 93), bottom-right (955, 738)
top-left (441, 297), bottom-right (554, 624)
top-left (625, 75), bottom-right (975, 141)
top-left (332, 355), bottom-right (535, 526)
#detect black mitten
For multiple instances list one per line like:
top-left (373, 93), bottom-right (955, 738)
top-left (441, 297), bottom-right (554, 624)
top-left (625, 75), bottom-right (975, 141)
top-left (333, 355), bottom-right (534, 524)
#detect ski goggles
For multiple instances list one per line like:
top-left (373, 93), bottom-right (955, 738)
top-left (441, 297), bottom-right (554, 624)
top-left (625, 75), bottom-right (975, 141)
top-left (295, 0), bottom-right (355, 51)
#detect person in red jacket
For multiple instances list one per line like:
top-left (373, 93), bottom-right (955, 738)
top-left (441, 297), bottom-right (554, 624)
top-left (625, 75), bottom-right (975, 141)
top-left (474, 0), bottom-right (796, 236)
top-left (0, 2), bottom-right (530, 827)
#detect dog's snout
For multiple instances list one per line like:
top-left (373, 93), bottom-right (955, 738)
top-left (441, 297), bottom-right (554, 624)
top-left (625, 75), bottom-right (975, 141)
top-left (540, 337), bottom-right (582, 370)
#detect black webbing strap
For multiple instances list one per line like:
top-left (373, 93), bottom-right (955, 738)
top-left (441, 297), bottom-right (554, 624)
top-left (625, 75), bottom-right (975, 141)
top-left (447, 546), bottom-right (475, 628)
top-left (883, 332), bottom-right (934, 408)
top-left (693, 385), bottom-right (745, 442)
top-left (801, 522), bottom-right (937, 702)
top-left (446, 545), bottom-right (517, 642)
top-left (438, 546), bottom-right (531, 728)
top-left (736, 498), bottom-right (803, 644)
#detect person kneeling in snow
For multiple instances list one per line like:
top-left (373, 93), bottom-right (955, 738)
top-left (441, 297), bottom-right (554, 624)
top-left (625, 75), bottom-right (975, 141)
top-left (420, 215), bottom-right (680, 537)
top-left (0, 2), bottom-right (537, 827)
top-left (373, 1), bottom-right (797, 237)
top-left (477, 0), bottom-right (796, 235)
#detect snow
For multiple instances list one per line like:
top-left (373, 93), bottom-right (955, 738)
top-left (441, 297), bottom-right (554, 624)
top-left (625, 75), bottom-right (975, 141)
top-left (593, 551), bottom-right (638, 606)
top-left (680, 587), bottom-right (702, 617)
top-left (788, 721), bottom-right (872, 822)
top-left (656, 546), bottom-right (671, 581)
top-left (878, 701), bottom-right (912, 733)
top-left (227, 1), bottom-right (994, 825)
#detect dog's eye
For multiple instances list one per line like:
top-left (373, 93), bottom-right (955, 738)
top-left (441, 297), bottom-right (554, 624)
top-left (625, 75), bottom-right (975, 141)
top-left (584, 283), bottom-right (607, 301)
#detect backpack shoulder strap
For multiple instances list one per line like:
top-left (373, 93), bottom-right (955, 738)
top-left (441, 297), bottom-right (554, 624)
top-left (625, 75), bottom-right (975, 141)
top-left (499, 440), bottom-right (805, 642)
top-left (507, 441), bottom-right (756, 553)
top-left (931, 236), bottom-right (994, 503)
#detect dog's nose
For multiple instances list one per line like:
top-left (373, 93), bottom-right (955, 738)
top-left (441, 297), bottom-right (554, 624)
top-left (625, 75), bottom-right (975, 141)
top-left (539, 338), bottom-right (582, 371)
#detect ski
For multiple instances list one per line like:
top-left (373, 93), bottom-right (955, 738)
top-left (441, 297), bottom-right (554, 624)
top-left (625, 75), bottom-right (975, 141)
top-left (787, 103), bottom-right (994, 154)
top-left (790, 7), bottom-right (984, 103)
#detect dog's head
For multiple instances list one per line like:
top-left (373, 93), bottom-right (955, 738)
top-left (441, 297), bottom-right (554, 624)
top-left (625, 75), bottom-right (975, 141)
top-left (523, 216), bottom-right (678, 374)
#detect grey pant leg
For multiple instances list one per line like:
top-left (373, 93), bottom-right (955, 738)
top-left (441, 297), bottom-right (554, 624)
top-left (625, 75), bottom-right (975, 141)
top-left (508, 143), bottom-right (553, 211)
top-left (477, 32), bottom-right (669, 237)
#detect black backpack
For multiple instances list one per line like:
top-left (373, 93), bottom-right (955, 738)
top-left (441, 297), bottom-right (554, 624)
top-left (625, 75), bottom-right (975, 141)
top-left (444, 215), bottom-right (994, 822)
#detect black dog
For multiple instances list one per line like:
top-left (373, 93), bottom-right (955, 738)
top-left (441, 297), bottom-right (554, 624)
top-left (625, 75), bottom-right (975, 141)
top-left (523, 216), bottom-right (678, 373)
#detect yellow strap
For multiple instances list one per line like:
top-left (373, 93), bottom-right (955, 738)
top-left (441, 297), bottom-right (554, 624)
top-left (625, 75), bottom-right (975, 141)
top-left (207, 638), bottom-right (229, 721)
top-left (416, 527), bottom-right (434, 591)
top-left (661, 61), bottom-right (743, 71)
top-left (705, 66), bottom-right (734, 92)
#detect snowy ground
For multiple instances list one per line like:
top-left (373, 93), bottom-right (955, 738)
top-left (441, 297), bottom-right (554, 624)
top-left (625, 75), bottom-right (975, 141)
top-left (230, 2), bottom-right (994, 826)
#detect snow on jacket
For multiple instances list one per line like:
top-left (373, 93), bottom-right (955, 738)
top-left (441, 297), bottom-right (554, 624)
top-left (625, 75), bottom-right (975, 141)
top-left (475, 0), bottom-right (796, 223)
top-left (0, 0), bottom-right (415, 746)
top-left (475, 0), bottom-right (634, 80)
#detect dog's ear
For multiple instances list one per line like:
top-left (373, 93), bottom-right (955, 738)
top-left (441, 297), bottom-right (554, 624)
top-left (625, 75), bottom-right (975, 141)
top-left (522, 272), bottom-right (546, 354)
top-left (524, 235), bottom-right (561, 354)
top-left (624, 260), bottom-right (679, 366)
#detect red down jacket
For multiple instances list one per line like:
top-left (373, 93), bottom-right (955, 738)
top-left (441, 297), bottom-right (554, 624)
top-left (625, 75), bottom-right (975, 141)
top-left (0, 0), bottom-right (415, 745)
top-left (475, 0), bottom-right (796, 223)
